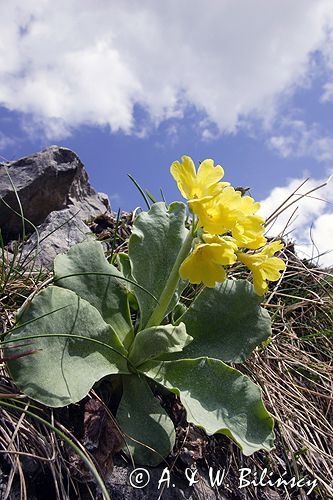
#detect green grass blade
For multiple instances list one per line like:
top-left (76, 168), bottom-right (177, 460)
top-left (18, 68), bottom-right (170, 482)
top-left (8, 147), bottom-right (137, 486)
top-left (145, 189), bottom-right (157, 204)
top-left (54, 271), bottom-right (159, 302)
top-left (127, 174), bottom-right (151, 209)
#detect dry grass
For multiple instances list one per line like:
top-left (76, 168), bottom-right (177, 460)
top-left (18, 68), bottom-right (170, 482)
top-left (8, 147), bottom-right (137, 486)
top-left (239, 245), bottom-right (333, 499)
top-left (0, 246), bottom-right (63, 499)
top-left (242, 180), bottom-right (333, 498)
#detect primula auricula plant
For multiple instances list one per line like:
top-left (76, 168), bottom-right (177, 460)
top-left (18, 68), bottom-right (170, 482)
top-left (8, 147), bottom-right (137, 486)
top-left (4, 156), bottom-right (285, 466)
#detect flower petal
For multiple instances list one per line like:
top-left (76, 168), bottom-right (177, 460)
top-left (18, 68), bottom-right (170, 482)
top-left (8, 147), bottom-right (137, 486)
top-left (196, 159), bottom-right (225, 187)
top-left (171, 156), bottom-right (227, 202)
top-left (237, 242), bottom-right (285, 295)
top-left (170, 156), bottom-right (197, 200)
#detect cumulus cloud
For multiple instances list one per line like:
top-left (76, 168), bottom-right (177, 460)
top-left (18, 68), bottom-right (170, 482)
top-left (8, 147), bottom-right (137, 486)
top-left (269, 119), bottom-right (333, 162)
top-left (0, 0), bottom-right (333, 139)
top-left (260, 173), bottom-right (333, 266)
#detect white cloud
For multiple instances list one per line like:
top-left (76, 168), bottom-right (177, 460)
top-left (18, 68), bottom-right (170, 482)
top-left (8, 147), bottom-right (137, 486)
top-left (319, 28), bottom-right (333, 102)
top-left (201, 129), bottom-right (217, 142)
top-left (0, 132), bottom-right (15, 151)
top-left (269, 119), bottom-right (333, 162)
top-left (198, 117), bottom-right (220, 142)
top-left (321, 82), bottom-right (333, 102)
top-left (0, 1), bottom-right (333, 139)
top-left (308, 213), bottom-right (333, 264)
top-left (269, 135), bottom-right (294, 158)
top-left (260, 173), bottom-right (333, 267)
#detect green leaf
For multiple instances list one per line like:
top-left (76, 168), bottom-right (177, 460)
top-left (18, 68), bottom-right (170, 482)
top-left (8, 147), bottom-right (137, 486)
top-left (116, 375), bottom-right (175, 466)
top-left (128, 202), bottom-right (188, 329)
top-left (117, 253), bottom-right (139, 312)
top-left (117, 253), bottom-right (133, 283)
top-left (128, 322), bottom-right (192, 367)
top-left (174, 280), bottom-right (271, 363)
top-left (141, 358), bottom-right (274, 456)
top-left (54, 240), bottom-right (133, 347)
top-left (5, 286), bottom-right (129, 407)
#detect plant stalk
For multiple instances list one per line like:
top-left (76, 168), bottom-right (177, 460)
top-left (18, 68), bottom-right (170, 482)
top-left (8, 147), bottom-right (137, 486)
top-left (145, 228), bottom-right (194, 328)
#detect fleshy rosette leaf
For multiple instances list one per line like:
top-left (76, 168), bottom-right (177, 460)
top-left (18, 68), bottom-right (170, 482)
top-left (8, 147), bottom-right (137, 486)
top-left (140, 357), bottom-right (274, 456)
top-left (128, 322), bottom-right (192, 367)
top-left (54, 240), bottom-right (133, 347)
top-left (128, 202), bottom-right (188, 329)
top-left (116, 375), bottom-right (176, 466)
top-left (5, 286), bottom-right (129, 407)
top-left (169, 279), bottom-right (271, 363)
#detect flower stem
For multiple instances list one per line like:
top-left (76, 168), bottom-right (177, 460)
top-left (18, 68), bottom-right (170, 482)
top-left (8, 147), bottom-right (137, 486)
top-left (145, 228), bottom-right (194, 328)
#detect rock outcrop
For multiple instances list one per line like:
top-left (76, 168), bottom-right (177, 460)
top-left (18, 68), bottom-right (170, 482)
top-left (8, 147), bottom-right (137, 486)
top-left (0, 146), bottom-right (110, 268)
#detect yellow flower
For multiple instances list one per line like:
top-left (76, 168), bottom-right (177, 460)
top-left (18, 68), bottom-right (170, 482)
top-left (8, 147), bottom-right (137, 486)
top-left (232, 215), bottom-right (267, 249)
top-left (190, 186), bottom-right (266, 249)
top-left (170, 155), bottom-right (229, 202)
top-left (189, 186), bottom-right (243, 234)
top-left (261, 240), bottom-right (285, 257)
top-left (179, 235), bottom-right (238, 287)
top-left (237, 241), bottom-right (286, 295)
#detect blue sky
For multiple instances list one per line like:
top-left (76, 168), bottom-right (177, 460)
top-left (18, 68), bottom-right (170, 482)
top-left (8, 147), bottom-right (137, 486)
top-left (1, 1), bottom-right (333, 264)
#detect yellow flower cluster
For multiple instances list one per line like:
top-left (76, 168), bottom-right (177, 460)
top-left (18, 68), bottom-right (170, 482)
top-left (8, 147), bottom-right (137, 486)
top-left (171, 155), bottom-right (286, 295)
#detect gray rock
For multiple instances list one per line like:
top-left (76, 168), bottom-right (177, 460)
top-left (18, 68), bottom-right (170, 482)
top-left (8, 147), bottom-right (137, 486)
top-left (98, 192), bottom-right (112, 210)
top-left (20, 207), bottom-right (94, 269)
top-left (0, 145), bottom-right (110, 243)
